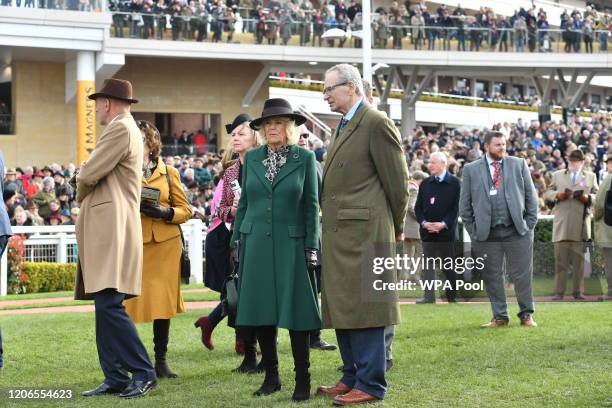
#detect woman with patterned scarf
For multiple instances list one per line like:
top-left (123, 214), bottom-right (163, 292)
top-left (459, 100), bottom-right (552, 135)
top-left (230, 98), bottom-right (321, 402)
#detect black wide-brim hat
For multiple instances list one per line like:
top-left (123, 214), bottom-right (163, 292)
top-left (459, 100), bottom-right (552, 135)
top-left (88, 78), bottom-right (138, 104)
top-left (226, 113), bottom-right (253, 134)
top-left (250, 98), bottom-right (307, 130)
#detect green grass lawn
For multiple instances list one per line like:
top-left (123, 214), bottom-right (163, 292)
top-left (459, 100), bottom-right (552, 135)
top-left (1, 303), bottom-right (611, 407)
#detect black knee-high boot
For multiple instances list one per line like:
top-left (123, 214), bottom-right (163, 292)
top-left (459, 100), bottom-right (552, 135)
top-left (233, 326), bottom-right (262, 374)
top-left (289, 330), bottom-right (311, 401)
top-left (254, 326), bottom-right (281, 396)
top-left (153, 319), bottom-right (177, 378)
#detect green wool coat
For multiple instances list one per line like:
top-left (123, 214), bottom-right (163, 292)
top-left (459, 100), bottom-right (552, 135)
top-left (231, 144), bottom-right (322, 331)
top-left (321, 104), bottom-right (409, 329)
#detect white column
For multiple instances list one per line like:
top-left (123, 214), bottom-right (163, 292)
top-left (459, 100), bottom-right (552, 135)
top-left (362, 0), bottom-right (372, 84)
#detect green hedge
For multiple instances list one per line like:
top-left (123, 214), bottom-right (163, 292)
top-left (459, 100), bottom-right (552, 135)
top-left (270, 80), bottom-right (592, 118)
top-left (23, 262), bottom-right (76, 293)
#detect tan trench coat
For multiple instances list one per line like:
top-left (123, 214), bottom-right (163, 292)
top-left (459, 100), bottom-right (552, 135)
top-left (544, 168), bottom-right (598, 242)
top-left (75, 113), bottom-right (144, 300)
top-left (320, 104), bottom-right (409, 329)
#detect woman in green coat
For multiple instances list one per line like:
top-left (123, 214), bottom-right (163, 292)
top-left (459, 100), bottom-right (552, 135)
top-left (231, 98), bottom-right (321, 402)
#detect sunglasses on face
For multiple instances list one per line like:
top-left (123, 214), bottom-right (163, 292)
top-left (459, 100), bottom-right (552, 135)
top-left (300, 133), bottom-right (310, 139)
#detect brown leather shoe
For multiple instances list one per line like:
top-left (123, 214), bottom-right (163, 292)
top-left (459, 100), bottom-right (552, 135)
top-left (520, 316), bottom-right (537, 327)
top-left (316, 381), bottom-right (351, 397)
top-left (480, 319), bottom-right (509, 328)
top-left (332, 389), bottom-right (379, 406)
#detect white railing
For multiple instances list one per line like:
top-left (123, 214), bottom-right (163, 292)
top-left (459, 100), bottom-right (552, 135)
top-left (0, 219), bottom-right (205, 296)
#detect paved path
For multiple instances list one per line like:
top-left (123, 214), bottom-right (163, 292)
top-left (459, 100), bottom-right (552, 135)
top-left (0, 288), bottom-right (211, 308)
top-left (0, 295), bottom-right (605, 315)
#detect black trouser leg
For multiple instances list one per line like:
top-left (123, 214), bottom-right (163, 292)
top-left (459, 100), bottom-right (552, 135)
top-left (254, 326), bottom-right (280, 396)
top-left (233, 326), bottom-right (259, 373)
top-left (289, 330), bottom-right (311, 401)
top-left (153, 319), bottom-right (177, 378)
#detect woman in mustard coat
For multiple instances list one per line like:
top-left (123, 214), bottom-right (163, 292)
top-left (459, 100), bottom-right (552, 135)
top-left (124, 120), bottom-right (193, 378)
top-left (231, 98), bottom-right (321, 401)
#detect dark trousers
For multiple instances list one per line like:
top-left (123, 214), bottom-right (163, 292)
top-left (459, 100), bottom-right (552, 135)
top-left (0, 235), bottom-right (9, 368)
top-left (93, 289), bottom-right (155, 388)
top-left (473, 226), bottom-right (534, 320)
top-left (421, 240), bottom-right (457, 302)
top-left (336, 327), bottom-right (387, 400)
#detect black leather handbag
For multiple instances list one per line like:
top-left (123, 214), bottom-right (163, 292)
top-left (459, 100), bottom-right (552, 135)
top-left (224, 241), bottom-right (240, 316)
top-left (165, 169), bottom-right (191, 284)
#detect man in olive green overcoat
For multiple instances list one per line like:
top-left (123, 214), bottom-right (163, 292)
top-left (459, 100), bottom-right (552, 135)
top-left (316, 64), bottom-right (409, 405)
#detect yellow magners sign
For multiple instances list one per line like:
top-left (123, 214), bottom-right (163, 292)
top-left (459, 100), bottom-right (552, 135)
top-left (76, 80), bottom-right (96, 164)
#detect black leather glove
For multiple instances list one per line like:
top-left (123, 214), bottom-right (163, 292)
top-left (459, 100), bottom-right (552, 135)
top-left (305, 248), bottom-right (318, 273)
top-left (140, 202), bottom-right (174, 221)
top-left (231, 240), bottom-right (240, 265)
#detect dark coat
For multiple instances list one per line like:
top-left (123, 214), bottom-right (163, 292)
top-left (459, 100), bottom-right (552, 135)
top-left (415, 172), bottom-right (461, 242)
top-left (231, 145), bottom-right (321, 331)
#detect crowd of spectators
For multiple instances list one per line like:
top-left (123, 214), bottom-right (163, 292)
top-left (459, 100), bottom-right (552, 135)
top-left (4, 112), bottom-right (611, 228)
top-left (101, 0), bottom-right (612, 52)
top-left (4, 0), bottom-right (611, 52)
top-left (405, 112), bottom-right (612, 214)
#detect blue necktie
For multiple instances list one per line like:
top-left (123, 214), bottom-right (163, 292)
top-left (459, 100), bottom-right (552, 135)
top-left (339, 118), bottom-right (349, 130)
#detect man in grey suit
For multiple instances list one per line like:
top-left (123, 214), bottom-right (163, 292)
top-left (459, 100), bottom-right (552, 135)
top-left (459, 131), bottom-right (538, 328)
top-left (0, 150), bottom-right (13, 368)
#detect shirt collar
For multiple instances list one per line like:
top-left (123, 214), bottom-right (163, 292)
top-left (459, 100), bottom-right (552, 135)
top-left (343, 98), bottom-right (363, 122)
top-left (435, 170), bottom-right (447, 182)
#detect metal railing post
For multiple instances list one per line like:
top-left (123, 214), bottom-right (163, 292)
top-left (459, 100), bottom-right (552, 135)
top-left (57, 233), bottom-right (67, 264)
top-left (183, 219), bottom-right (204, 284)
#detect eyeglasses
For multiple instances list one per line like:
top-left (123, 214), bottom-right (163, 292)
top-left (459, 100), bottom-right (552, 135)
top-left (323, 81), bottom-right (349, 95)
top-left (300, 133), bottom-right (310, 139)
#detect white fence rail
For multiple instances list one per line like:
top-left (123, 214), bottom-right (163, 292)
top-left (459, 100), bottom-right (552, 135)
top-left (0, 219), bottom-right (205, 296)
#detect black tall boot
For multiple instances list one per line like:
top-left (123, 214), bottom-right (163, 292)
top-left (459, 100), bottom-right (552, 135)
top-left (253, 326), bottom-right (281, 396)
top-left (289, 330), bottom-right (311, 402)
top-left (153, 319), bottom-right (177, 378)
top-left (232, 326), bottom-right (262, 374)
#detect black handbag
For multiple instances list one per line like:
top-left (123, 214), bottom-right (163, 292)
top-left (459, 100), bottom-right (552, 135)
top-left (223, 241), bottom-right (240, 316)
top-left (165, 168), bottom-right (191, 284)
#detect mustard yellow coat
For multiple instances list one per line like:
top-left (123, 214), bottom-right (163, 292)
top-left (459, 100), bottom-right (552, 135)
top-left (124, 160), bottom-right (193, 323)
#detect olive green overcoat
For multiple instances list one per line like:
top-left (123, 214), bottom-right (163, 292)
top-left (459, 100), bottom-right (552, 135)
top-left (320, 104), bottom-right (409, 329)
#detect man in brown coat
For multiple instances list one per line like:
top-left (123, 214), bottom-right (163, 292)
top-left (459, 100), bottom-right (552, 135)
top-left (317, 64), bottom-right (409, 405)
top-left (76, 79), bottom-right (156, 399)
top-left (544, 149), bottom-right (598, 300)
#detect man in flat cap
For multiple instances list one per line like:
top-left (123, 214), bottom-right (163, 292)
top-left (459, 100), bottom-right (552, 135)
top-left (75, 78), bottom-right (156, 399)
top-left (545, 148), bottom-right (598, 300)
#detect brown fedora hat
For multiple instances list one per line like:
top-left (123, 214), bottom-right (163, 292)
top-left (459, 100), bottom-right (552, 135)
top-left (250, 98), bottom-right (306, 130)
top-left (88, 78), bottom-right (138, 104)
